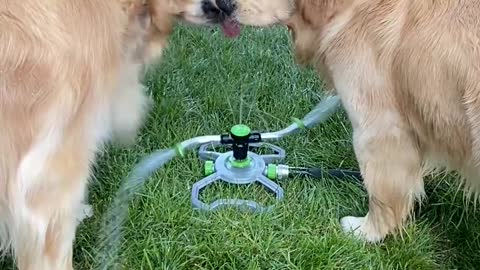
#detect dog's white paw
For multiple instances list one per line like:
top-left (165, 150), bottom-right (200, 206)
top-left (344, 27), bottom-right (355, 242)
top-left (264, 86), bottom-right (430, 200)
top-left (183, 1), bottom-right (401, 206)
top-left (82, 204), bottom-right (93, 218)
top-left (75, 204), bottom-right (93, 225)
top-left (340, 216), bottom-right (383, 243)
top-left (340, 216), bottom-right (365, 234)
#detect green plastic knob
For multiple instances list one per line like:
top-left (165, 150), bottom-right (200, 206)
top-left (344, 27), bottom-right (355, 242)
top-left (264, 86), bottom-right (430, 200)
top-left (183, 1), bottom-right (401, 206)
top-left (204, 160), bottom-right (215, 176)
top-left (267, 164), bottom-right (277, 180)
top-left (230, 158), bottom-right (252, 168)
top-left (230, 124), bottom-right (251, 137)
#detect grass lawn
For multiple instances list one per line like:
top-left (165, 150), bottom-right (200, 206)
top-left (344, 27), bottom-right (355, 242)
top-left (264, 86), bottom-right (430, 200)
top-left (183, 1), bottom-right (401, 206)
top-left (3, 25), bottom-right (480, 269)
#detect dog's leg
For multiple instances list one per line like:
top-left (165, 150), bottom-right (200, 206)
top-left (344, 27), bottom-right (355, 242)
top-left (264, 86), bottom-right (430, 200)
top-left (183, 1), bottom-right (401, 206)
top-left (11, 132), bottom-right (92, 270)
top-left (340, 120), bottom-right (424, 242)
top-left (331, 59), bottom-right (424, 242)
top-left (110, 64), bottom-right (152, 145)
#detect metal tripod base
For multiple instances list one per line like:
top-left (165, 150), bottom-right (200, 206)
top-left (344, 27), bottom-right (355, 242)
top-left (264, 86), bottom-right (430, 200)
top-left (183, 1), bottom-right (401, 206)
top-left (191, 143), bottom-right (285, 212)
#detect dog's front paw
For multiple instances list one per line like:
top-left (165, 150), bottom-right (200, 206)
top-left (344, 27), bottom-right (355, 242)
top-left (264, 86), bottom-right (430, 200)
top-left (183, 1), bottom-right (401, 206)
top-left (75, 204), bottom-right (93, 225)
top-left (340, 216), bottom-right (383, 243)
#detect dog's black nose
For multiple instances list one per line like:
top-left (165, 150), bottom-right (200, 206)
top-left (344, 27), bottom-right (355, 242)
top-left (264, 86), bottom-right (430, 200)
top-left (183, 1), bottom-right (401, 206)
top-left (215, 0), bottom-right (235, 16)
top-left (201, 0), bottom-right (236, 22)
top-left (201, 0), bottom-right (221, 19)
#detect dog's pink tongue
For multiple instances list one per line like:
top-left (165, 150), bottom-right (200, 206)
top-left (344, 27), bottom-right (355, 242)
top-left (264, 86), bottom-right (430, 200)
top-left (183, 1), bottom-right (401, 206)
top-left (221, 18), bottom-right (241, 38)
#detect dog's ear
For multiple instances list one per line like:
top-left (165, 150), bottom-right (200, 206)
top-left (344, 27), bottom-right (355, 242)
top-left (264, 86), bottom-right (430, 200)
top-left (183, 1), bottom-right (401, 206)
top-left (121, 0), bottom-right (151, 28)
top-left (147, 0), bottom-right (173, 35)
top-left (142, 0), bottom-right (174, 64)
top-left (297, 0), bottom-right (323, 27)
top-left (137, 1), bottom-right (150, 29)
top-left (297, 0), bottom-right (349, 28)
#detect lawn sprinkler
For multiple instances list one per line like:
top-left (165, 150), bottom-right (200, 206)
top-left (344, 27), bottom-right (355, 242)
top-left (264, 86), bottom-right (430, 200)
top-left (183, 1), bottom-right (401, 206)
top-left (96, 95), bottom-right (362, 269)
top-left (190, 95), bottom-right (361, 212)
top-left (192, 125), bottom-right (288, 213)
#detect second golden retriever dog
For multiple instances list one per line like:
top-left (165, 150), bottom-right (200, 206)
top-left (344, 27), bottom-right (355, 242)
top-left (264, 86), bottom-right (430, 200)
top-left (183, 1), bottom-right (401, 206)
top-left (194, 0), bottom-right (480, 243)
top-left (0, 0), bottom-right (239, 269)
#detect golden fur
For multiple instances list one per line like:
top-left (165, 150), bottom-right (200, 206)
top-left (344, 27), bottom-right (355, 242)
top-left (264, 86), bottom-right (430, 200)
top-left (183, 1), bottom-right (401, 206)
top-left (0, 0), bottom-right (215, 268)
top-left (199, 0), bottom-right (480, 242)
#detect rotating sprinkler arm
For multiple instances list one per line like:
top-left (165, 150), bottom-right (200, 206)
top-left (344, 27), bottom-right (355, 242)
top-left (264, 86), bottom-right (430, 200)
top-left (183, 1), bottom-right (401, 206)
top-left (261, 95), bottom-right (341, 140)
top-left (176, 95), bottom-right (342, 154)
top-left (178, 135), bottom-right (221, 153)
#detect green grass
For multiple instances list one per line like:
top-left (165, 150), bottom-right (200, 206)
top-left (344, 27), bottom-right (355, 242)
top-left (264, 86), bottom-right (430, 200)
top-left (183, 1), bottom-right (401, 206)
top-left (3, 24), bottom-right (480, 269)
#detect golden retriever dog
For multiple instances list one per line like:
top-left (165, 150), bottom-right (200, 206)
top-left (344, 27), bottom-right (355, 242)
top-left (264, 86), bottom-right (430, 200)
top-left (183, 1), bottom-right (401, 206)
top-left (194, 0), bottom-right (480, 243)
top-left (0, 0), bottom-right (238, 269)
